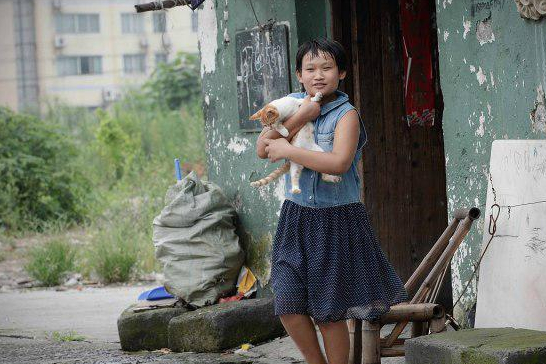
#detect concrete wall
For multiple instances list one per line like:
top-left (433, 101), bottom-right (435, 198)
top-left (435, 0), bottom-right (546, 324)
top-left (196, 0), bottom-right (329, 295)
top-left (0, 0), bottom-right (19, 110)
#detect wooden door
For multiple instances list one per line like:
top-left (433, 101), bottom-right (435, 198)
top-left (330, 0), bottom-right (452, 311)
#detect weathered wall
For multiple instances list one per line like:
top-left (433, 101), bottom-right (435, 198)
top-left (435, 0), bottom-right (546, 324)
top-left (197, 0), bottom-right (328, 295)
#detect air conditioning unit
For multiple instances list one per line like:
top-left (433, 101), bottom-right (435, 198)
top-left (102, 87), bottom-right (121, 102)
top-left (139, 37), bottom-right (149, 48)
top-left (54, 35), bottom-right (66, 48)
top-left (52, 0), bottom-right (62, 11)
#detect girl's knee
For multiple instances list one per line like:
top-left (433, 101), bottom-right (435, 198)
top-left (316, 320), bottom-right (347, 330)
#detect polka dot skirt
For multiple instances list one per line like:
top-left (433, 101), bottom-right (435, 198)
top-left (270, 199), bottom-right (409, 324)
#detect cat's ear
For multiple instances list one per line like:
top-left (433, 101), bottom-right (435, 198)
top-left (249, 108), bottom-right (263, 120)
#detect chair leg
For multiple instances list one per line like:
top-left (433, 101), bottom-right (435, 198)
top-left (361, 320), bottom-right (381, 364)
top-left (430, 313), bottom-right (447, 333)
top-left (411, 322), bottom-right (422, 338)
top-left (411, 321), bottom-right (428, 337)
top-left (349, 319), bottom-right (362, 364)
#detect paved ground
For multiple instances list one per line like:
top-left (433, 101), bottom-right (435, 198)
top-left (0, 286), bottom-right (405, 363)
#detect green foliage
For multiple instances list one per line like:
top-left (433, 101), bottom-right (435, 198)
top-left (0, 107), bottom-right (89, 231)
top-left (42, 98), bottom-right (97, 144)
top-left (50, 330), bottom-right (86, 342)
top-left (144, 52), bottom-right (201, 110)
top-left (86, 221), bottom-right (139, 284)
top-left (91, 89), bottom-right (205, 187)
top-left (94, 108), bottom-right (136, 181)
top-left (25, 238), bottom-right (76, 286)
top-left (5, 51), bottom-right (206, 282)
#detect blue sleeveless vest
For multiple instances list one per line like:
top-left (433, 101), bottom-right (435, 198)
top-left (283, 90), bottom-right (368, 207)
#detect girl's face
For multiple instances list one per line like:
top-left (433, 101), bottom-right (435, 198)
top-left (296, 51), bottom-right (346, 97)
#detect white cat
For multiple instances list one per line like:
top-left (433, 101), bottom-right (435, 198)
top-left (250, 92), bottom-right (341, 194)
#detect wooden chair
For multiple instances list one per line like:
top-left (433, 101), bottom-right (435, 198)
top-left (348, 207), bottom-right (481, 364)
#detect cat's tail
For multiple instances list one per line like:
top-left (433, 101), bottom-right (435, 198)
top-left (250, 162), bottom-right (290, 188)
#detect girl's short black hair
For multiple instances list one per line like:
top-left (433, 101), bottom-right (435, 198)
top-left (296, 38), bottom-right (347, 73)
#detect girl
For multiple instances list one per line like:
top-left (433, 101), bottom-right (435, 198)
top-left (256, 38), bottom-right (408, 364)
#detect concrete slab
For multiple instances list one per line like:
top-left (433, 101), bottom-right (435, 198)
top-left (0, 285), bottom-right (155, 342)
top-left (405, 327), bottom-right (546, 364)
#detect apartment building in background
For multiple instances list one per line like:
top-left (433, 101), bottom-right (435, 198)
top-left (0, 0), bottom-right (199, 111)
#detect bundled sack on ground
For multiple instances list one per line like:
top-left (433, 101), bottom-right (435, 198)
top-left (153, 171), bottom-right (244, 307)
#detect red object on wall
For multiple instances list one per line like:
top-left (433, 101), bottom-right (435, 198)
top-left (401, 0), bottom-right (435, 127)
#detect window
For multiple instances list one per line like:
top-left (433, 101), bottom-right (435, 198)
top-left (155, 53), bottom-right (168, 66)
top-left (191, 11), bottom-right (198, 32)
top-left (57, 56), bottom-right (102, 76)
top-left (55, 14), bottom-right (100, 33)
top-left (153, 12), bottom-right (166, 33)
top-left (121, 13), bottom-right (144, 34)
top-left (123, 54), bottom-right (146, 74)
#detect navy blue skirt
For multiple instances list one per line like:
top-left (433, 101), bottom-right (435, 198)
top-left (270, 199), bottom-right (409, 324)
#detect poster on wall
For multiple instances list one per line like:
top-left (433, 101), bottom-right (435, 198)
top-left (400, 0), bottom-right (436, 127)
top-left (475, 140), bottom-right (546, 331)
top-left (235, 24), bottom-right (291, 131)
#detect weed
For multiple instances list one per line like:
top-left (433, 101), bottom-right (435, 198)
top-left (50, 330), bottom-right (86, 342)
top-left (86, 222), bottom-right (140, 283)
top-left (25, 238), bottom-right (76, 286)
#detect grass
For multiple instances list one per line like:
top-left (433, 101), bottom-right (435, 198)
top-left (85, 223), bottom-right (139, 284)
top-left (25, 238), bottom-right (76, 286)
top-left (49, 330), bottom-right (86, 342)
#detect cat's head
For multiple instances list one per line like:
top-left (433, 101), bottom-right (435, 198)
top-left (249, 104), bottom-right (280, 126)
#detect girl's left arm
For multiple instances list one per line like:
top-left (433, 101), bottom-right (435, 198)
top-left (263, 109), bottom-right (360, 175)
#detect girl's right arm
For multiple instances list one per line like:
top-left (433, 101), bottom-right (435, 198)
top-left (256, 96), bottom-right (321, 159)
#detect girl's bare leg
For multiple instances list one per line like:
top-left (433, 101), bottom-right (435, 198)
top-left (280, 314), bottom-right (328, 364)
top-left (317, 320), bottom-right (350, 364)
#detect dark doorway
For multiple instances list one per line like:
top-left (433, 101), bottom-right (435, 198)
top-left (330, 0), bottom-right (451, 311)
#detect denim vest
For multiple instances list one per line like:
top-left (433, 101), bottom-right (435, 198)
top-left (284, 90), bottom-right (368, 207)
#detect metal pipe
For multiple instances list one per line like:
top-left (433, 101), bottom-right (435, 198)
top-left (135, 0), bottom-right (190, 13)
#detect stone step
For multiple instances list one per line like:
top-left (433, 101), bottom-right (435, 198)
top-left (118, 305), bottom-right (189, 351)
top-left (169, 297), bottom-right (286, 352)
top-left (118, 297), bottom-right (285, 353)
top-left (405, 327), bottom-right (546, 364)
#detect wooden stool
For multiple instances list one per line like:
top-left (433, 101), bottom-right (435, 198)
top-left (349, 207), bottom-right (481, 364)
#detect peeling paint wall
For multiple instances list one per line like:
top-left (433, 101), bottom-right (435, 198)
top-left (197, 0), bottom-right (328, 295)
top-left (436, 0), bottom-right (546, 325)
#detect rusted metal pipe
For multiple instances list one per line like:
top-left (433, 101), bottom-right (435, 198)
top-left (135, 0), bottom-right (190, 13)
top-left (453, 207), bottom-right (481, 221)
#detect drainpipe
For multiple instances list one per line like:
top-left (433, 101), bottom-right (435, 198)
top-left (13, 0), bottom-right (39, 112)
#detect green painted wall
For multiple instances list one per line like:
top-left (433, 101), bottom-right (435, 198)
top-left (435, 0), bottom-right (546, 324)
top-left (197, 0), bottom-right (329, 296)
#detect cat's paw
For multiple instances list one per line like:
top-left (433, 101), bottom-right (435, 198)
top-left (321, 174), bottom-right (341, 183)
top-left (291, 187), bottom-right (302, 194)
top-left (311, 92), bottom-right (323, 102)
top-left (278, 125), bottom-right (289, 137)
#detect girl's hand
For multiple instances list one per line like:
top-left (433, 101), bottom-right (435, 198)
top-left (263, 138), bottom-right (293, 163)
top-left (298, 95), bottom-right (321, 121)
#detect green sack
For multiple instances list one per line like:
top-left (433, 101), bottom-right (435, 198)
top-left (153, 171), bottom-right (244, 307)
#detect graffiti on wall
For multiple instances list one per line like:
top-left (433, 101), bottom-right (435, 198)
top-left (236, 24), bottom-right (291, 131)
